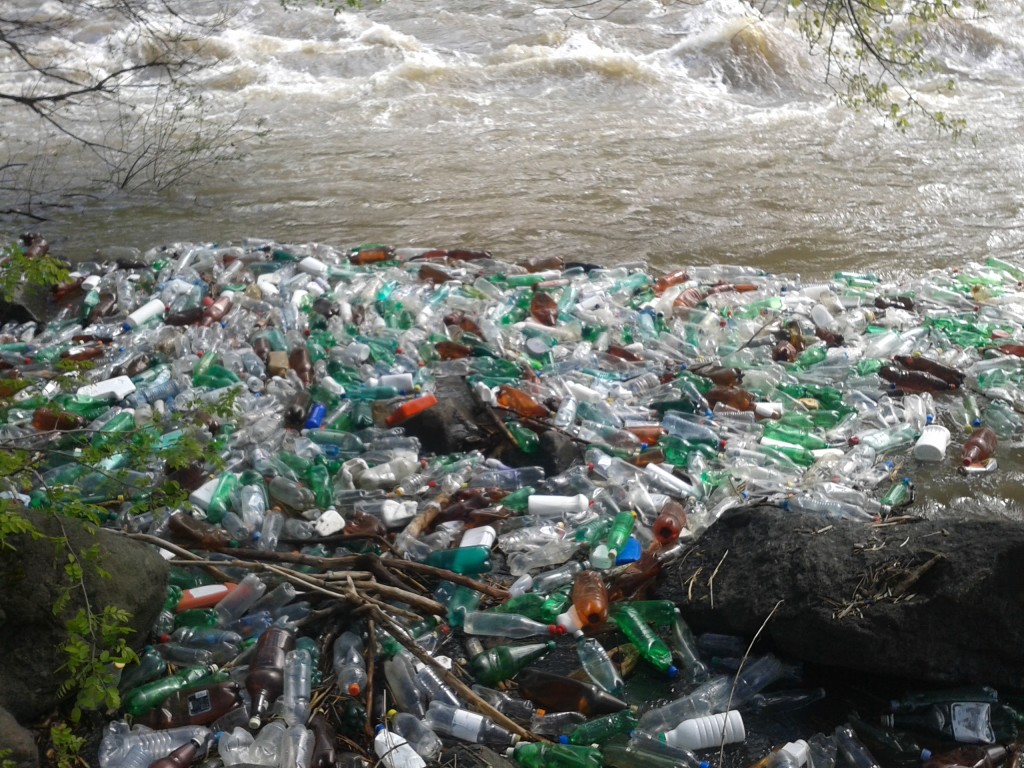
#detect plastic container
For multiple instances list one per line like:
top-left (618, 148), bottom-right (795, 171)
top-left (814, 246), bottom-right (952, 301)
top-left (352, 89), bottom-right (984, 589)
top-left (661, 710), bottom-right (746, 751)
top-left (913, 424), bottom-right (951, 462)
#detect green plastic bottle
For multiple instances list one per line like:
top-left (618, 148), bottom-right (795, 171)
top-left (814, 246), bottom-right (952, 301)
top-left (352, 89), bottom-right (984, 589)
top-left (206, 472), bottom-right (239, 525)
top-left (122, 663), bottom-right (219, 717)
top-left (880, 477), bottom-right (915, 512)
top-left (610, 605), bottom-right (678, 678)
top-left (566, 709), bottom-right (638, 746)
top-left (445, 584), bottom-right (482, 629)
top-left (512, 742), bottom-right (603, 768)
top-left (424, 545), bottom-right (492, 575)
top-left (489, 593), bottom-right (549, 623)
top-left (470, 641), bottom-right (555, 687)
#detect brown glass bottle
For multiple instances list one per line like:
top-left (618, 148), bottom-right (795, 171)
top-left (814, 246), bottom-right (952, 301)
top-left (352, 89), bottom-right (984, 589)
top-left (892, 354), bottom-right (965, 387)
top-left (246, 626), bottom-right (296, 729)
top-left (879, 365), bottom-right (954, 394)
top-left (135, 681), bottom-right (243, 729)
top-left (309, 712), bottom-right (338, 768)
top-left (166, 306), bottom-right (205, 327)
top-left (418, 263), bottom-right (452, 285)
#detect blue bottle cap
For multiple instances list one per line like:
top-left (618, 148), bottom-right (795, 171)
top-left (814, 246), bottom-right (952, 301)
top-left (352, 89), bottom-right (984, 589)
top-left (558, 735), bottom-right (569, 744)
top-left (614, 536), bottom-right (642, 565)
top-left (667, 665), bottom-right (680, 679)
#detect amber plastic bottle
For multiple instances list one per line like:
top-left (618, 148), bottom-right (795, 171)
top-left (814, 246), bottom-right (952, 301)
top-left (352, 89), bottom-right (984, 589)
top-left (963, 427), bottom-right (999, 467)
top-left (31, 407), bottom-right (85, 432)
top-left (202, 294), bottom-right (233, 327)
top-left (167, 510), bottom-right (234, 551)
top-left (571, 570), bottom-right (609, 627)
top-left (515, 668), bottom-right (629, 716)
top-left (246, 626), bottom-right (296, 729)
top-left (892, 354), bottom-right (965, 387)
top-left (705, 385), bottom-right (756, 412)
top-left (922, 744), bottom-right (1008, 768)
top-left (289, 344), bottom-right (313, 387)
top-left (653, 501), bottom-right (688, 546)
top-left (497, 385), bottom-right (551, 419)
top-left (529, 291), bottom-right (559, 326)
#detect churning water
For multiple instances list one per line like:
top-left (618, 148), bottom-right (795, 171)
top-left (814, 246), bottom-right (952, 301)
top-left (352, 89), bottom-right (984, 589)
top-left (4, 0), bottom-right (1024, 514)
top-left (2, 0), bottom-right (1024, 279)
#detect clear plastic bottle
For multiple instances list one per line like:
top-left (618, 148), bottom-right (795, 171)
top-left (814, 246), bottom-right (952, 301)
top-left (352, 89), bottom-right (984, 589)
top-left (390, 711), bottom-right (443, 762)
top-left (279, 649), bottom-right (312, 727)
top-left (424, 700), bottom-right (519, 748)
top-left (332, 631), bottom-right (367, 697)
top-left (98, 723), bottom-right (211, 768)
top-left (461, 611), bottom-right (558, 639)
top-left (576, 634), bottom-right (624, 695)
top-left (373, 725), bottom-right (427, 768)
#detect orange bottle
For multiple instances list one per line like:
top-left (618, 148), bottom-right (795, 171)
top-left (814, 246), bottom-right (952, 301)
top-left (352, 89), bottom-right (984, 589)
top-left (435, 340), bottom-right (473, 360)
top-left (653, 270), bottom-right (689, 295)
top-left (386, 393), bottom-right (438, 427)
top-left (348, 246), bottom-right (395, 265)
top-left (496, 385), bottom-right (551, 419)
top-left (571, 570), bottom-right (609, 627)
top-left (289, 344), bottom-right (313, 387)
top-left (653, 501), bottom-right (688, 546)
top-left (418, 264), bottom-right (452, 285)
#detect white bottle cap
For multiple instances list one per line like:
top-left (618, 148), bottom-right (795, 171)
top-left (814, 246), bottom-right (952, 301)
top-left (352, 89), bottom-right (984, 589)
top-left (460, 525), bottom-right (497, 550)
top-left (779, 740), bottom-right (810, 767)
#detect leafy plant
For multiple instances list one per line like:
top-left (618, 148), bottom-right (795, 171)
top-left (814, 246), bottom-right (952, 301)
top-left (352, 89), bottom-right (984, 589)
top-left (48, 723), bottom-right (86, 768)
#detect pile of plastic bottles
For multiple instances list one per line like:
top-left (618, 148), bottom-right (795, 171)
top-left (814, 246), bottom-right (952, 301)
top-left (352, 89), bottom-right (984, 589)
top-left (6, 239), bottom-right (1024, 768)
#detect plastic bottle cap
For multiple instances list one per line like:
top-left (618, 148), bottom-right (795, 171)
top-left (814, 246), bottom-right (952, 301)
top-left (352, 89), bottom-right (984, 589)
top-left (667, 665), bottom-right (680, 679)
top-left (558, 735), bottom-right (569, 744)
top-left (248, 715), bottom-right (261, 729)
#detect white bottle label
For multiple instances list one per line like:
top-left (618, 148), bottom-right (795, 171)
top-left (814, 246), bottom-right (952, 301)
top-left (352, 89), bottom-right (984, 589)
top-left (950, 702), bottom-right (995, 744)
top-left (449, 709), bottom-right (485, 742)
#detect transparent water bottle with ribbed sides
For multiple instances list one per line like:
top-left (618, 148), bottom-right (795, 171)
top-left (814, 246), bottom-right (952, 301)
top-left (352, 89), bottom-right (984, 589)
top-left (98, 723), bottom-right (212, 768)
top-left (332, 631), bottom-right (367, 697)
top-left (461, 611), bottom-right (559, 639)
top-left (279, 648), bottom-right (312, 727)
top-left (373, 725), bottom-right (426, 768)
top-left (216, 727), bottom-right (254, 766)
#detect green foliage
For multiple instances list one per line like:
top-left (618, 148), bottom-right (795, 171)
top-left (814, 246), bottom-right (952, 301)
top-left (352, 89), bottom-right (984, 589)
top-left (48, 723), bottom-right (86, 768)
top-left (0, 750), bottom-right (14, 768)
top-left (0, 242), bottom-right (70, 302)
top-left (57, 604), bottom-right (137, 722)
top-left (776, 0), bottom-right (977, 134)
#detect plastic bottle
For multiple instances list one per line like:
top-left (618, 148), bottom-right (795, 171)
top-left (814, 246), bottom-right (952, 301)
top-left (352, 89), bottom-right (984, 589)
top-left (122, 664), bottom-right (220, 718)
top-left (373, 725), bottom-right (426, 768)
top-left (567, 707), bottom-right (639, 746)
top-left (962, 426), bottom-right (998, 467)
top-left (214, 572), bottom-right (267, 626)
top-left (332, 631), bottom-right (367, 696)
top-left (922, 745), bottom-right (1009, 768)
top-left (147, 737), bottom-right (206, 768)
top-left (611, 604), bottom-right (678, 677)
top-left (660, 709), bottom-right (745, 751)
top-left (245, 626), bottom-right (296, 729)
top-left (515, 667), bottom-right (629, 716)
top-left (390, 711), bottom-right (443, 762)
top-left (279, 648), bottom-right (312, 727)
top-left (570, 570), bottom-right (609, 627)
top-left (834, 724), bottom-right (883, 768)
top-left (134, 680), bottom-right (242, 729)
top-left (470, 641), bottom-right (556, 687)
top-left (572, 635), bottom-right (622, 696)
top-left (461, 611), bottom-right (559, 639)
top-left (98, 724), bottom-right (211, 768)
top-left (424, 700), bottom-right (519, 748)
top-left (510, 742), bottom-right (603, 768)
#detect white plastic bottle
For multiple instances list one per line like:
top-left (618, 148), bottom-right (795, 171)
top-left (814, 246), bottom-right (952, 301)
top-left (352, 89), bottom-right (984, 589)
top-left (661, 710), bottom-right (746, 751)
top-left (374, 725), bottom-right (427, 768)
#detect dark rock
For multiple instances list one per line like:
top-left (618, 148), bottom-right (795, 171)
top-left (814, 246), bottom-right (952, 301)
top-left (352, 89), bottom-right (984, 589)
top-left (399, 375), bottom-right (495, 456)
top-left (0, 281), bottom-right (52, 326)
top-left (657, 506), bottom-right (1024, 688)
top-left (537, 429), bottom-right (584, 478)
top-left (0, 706), bottom-right (38, 768)
top-left (0, 510), bottom-right (168, 722)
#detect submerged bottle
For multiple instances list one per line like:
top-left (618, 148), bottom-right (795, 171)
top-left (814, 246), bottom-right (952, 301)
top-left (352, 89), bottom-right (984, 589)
top-left (424, 700), bottom-right (519, 748)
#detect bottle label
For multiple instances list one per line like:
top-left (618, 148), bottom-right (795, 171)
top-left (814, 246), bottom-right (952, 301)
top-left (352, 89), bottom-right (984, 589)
top-left (450, 710), bottom-right (485, 742)
top-left (950, 702), bottom-right (995, 744)
top-left (187, 689), bottom-right (212, 717)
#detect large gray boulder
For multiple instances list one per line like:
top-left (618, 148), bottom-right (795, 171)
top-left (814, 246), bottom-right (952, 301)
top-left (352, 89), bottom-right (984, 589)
top-left (658, 506), bottom-right (1024, 688)
top-left (0, 511), bottom-right (168, 722)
